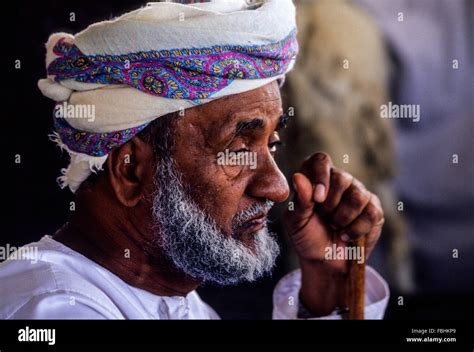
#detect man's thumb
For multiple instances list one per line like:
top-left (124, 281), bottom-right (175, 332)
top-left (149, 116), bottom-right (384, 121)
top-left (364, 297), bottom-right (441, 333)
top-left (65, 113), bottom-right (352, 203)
top-left (289, 172), bottom-right (315, 222)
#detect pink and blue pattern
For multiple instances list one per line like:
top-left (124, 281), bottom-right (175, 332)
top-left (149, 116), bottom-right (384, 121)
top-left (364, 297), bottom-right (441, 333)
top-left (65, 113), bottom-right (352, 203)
top-left (54, 116), bottom-right (149, 157)
top-left (47, 30), bottom-right (298, 100)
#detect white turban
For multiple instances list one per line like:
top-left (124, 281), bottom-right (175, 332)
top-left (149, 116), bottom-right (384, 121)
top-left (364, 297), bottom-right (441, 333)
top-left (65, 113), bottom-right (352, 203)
top-left (38, 0), bottom-right (298, 192)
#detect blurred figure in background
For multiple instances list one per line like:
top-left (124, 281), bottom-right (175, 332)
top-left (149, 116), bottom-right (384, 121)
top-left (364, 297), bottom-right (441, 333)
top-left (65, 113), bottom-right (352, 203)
top-left (280, 0), bottom-right (413, 293)
top-left (353, 0), bottom-right (474, 310)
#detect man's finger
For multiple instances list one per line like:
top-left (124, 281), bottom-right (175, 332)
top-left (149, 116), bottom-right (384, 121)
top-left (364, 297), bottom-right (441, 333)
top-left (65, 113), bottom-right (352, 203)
top-left (316, 168), bottom-right (353, 217)
top-left (301, 152), bottom-right (333, 203)
top-left (330, 182), bottom-right (371, 231)
top-left (365, 219), bottom-right (384, 253)
top-left (339, 201), bottom-right (384, 242)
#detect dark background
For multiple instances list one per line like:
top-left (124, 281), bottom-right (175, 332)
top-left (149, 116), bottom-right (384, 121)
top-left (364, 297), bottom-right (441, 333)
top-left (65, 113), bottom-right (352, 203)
top-left (4, 0), bottom-right (473, 319)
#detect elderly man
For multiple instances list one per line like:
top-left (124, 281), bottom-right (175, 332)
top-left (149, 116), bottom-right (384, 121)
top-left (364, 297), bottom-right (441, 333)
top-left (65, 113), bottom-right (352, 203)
top-left (0, 0), bottom-right (388, 319)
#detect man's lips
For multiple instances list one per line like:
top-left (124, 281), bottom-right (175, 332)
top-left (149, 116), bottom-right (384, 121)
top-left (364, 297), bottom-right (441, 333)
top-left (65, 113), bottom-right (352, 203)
top-left (237, 213), bottom-right (267, 232)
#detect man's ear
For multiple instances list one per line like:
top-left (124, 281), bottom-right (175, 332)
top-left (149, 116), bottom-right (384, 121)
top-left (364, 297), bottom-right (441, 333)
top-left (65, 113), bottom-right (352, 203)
top-left (106, 135), bottom-right (155, 207)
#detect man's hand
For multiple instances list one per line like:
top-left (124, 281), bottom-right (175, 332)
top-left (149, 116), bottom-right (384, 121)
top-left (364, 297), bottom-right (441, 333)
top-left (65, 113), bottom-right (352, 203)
top-left (284, 152), bottom-right (384, 316)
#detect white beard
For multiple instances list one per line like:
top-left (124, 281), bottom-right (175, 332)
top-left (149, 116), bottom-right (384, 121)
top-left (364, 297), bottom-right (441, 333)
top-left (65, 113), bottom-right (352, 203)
top-left (151, 159), bottom-right (279, 285)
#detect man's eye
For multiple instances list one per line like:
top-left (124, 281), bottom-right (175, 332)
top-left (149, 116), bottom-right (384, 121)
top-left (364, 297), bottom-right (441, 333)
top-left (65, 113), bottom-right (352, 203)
top-left (269, 141), bottom-right (283, 153)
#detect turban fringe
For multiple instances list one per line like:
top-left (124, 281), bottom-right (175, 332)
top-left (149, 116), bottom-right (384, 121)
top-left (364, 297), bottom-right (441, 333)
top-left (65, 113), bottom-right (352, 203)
top-left (38, 0), bottom-right (298, 192)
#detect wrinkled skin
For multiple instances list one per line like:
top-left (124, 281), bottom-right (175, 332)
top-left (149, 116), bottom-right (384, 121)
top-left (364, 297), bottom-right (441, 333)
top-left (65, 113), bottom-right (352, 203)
top-left (55, 81), bottom-right (384, 316)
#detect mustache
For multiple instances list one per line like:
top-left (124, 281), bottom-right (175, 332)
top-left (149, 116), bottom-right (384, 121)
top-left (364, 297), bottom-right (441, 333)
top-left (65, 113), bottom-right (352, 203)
top-left (232, 200), bottom-right (274, 229)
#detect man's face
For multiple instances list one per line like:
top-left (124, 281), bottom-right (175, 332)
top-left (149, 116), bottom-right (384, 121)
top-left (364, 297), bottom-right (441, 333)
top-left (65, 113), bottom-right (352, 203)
top-left (151, 81), bottom-right (290, 285)
top-left (174, 81), bottom-right (290, 237)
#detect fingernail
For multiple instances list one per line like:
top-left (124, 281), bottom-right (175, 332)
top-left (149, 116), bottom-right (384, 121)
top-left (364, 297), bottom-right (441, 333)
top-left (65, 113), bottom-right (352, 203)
top-left (314, 184), bottom-right (326, 202)
top-left (341, 233), bottom-right (350, 242)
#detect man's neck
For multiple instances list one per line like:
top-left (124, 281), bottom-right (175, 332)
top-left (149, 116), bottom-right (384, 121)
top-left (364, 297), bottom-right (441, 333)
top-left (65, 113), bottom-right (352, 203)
top-left (54, 198), bottom-right (200, 297)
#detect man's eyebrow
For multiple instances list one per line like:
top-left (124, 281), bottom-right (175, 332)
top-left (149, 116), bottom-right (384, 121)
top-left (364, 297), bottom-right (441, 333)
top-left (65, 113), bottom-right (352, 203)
top-left (276, 113), bottom-right (290, 131)
top-left (230, 113), bottom-right (288, 139)
top-left (235, 118), bottom-right (264, 136)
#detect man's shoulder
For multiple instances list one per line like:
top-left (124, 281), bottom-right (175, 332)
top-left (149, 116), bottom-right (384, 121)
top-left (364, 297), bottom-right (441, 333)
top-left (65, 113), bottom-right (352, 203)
top-left (0, 236), bottom-right (121, 319)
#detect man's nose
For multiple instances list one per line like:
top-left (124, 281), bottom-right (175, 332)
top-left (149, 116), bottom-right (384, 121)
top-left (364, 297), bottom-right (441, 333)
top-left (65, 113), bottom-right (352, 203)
top-left (246, 154), bottom-right (290, 203)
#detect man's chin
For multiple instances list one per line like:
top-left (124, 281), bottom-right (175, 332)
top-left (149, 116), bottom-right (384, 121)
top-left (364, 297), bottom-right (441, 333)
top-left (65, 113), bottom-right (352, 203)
top-left (233, 224), bottom-right (267, 248)
top-left (175, 225), bottom-right (278, 286)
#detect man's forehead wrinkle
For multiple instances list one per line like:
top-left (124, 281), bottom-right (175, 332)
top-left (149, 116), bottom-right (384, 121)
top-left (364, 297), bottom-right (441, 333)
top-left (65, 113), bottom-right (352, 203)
top-left (218, 84), bottom-right (281, 106)
top-left (229, 100), bottom-right (282, 125)
top-left (229, 106), bottom-right (264, 123)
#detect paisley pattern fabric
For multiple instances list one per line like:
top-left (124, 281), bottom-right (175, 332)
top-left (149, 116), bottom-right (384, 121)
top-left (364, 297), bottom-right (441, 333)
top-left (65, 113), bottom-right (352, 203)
top-left (54, 116), bottom-right (148, 157)
top-left (47, 30), bottom-right (298, 100)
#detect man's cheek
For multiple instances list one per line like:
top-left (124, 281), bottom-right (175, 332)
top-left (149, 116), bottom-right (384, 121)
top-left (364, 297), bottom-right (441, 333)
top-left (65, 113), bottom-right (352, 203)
top-left (220, 163), bottom-right (245, 179)
top-left (182, 152), bottom-right (247, 228)
top-left (205, 183), bottom-right (248, 235)
top-left (215, 146), bottom-right (260, 179)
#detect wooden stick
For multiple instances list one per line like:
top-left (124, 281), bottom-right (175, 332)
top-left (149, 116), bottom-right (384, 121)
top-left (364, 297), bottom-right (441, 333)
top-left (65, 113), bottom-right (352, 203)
top-left (346, 237), bottom-right (365, 319)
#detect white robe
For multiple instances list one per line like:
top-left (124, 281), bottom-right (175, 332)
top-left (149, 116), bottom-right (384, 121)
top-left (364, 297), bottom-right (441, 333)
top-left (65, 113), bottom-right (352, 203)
top-left (0, 236), bottom-right (389, 319)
